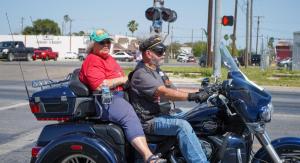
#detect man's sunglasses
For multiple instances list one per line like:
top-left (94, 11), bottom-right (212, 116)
top-left (97, 40), bottom-right (111, 45)
top-left (149, 44), bottom-right (166, 56)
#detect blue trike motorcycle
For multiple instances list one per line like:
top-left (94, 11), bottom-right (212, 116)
top-left (29, 45), bottom-right (300, 163)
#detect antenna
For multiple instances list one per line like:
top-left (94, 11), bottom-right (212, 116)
top-left (5, 12), bottom-right (30, 99)
top-left (29, 16), bottom-right (50, 80)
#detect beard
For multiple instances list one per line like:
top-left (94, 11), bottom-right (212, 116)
top-left (150, 58), bottom-right (164, 66)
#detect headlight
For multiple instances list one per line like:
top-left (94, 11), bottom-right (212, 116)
top-left (259, 102), bottom-right (273, 122)
top-left (2, 49), bottom-right (9, 53)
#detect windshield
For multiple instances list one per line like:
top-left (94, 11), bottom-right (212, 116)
top-left (220, 43), bottom-right (239, 72)
top-left (220, 43), bottom-right (263, 91)
top-left (38, 47), bottom-right (49, 50)
top-left (0, 42), bottom-right (13, 48)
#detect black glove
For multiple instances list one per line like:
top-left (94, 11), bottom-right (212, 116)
top-left (188, 90), bottom-right (211, 103)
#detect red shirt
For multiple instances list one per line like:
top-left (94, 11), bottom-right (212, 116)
top-left (79, 53), bottom-right (125, 91)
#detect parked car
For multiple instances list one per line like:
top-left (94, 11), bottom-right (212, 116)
top-left (277, 57), bottom-right (292, 70)
top-left (78, 53), bottom-right (88, 61)
top-left (251, 54), bottom-right (261, 66)
top-left (64, 52), bottom-right (78, 59)
top-left (0, 41), bottom-right (34, 61)
top-left (198, 54), bottom-right (207, 67)
top-left (186, 56), bottom-right (196, 63)
top-left (32, 47), bottom-right (58, 61)
top-left (111, 52), bottom-right (134, 62)
top-left (176, 53), bottom-right (189, 62)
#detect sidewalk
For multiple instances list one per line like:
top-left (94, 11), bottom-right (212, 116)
top-left (170, 76), bottom-right (300, 92)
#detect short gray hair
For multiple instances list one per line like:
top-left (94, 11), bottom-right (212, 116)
top-left (86, 41), bottom-right (95, 54)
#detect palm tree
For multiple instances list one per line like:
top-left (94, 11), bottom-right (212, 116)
top-left (63, 15), bottom-right (71, 35)
top-left (127, 20), bottom-right (138, 37)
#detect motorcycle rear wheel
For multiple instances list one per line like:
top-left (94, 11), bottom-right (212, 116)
top-left (40, 143), bottom-right (111, 163)
top-left (61, 153), bottom-right (96, 163)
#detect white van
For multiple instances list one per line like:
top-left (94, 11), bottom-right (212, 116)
top-left (177, 53), bottom-right (189, 62)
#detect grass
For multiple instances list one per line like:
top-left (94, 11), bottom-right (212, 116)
top-left (241, 67), bottom-right (300, 87)
top-left (123, 66), bottom-right (300, 87)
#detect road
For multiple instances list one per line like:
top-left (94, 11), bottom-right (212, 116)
top-left (0, 61), bottom-right (300, 162)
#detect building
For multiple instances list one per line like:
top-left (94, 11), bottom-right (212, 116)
top-left (0, 34), bottom-right (138, 60)
top-left (293, 32), bottom-right (300, 70)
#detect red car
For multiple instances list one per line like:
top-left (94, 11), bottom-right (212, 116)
top-left (32, 47), bottom-right (58, 61)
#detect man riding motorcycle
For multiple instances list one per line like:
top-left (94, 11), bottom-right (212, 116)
top-left (128, 35), bottom-right (210, 163)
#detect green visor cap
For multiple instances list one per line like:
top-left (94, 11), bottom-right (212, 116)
top-left (89, 29), bottom-right (113, 42)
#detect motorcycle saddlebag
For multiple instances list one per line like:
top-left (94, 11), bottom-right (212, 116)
top-left (29, 85), bottom-right (96, 120)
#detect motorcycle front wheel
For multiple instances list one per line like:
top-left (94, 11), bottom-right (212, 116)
top-left (253, 145), bottom-right (300, 163)
top-left (277, 147), bottom-right (300, 163)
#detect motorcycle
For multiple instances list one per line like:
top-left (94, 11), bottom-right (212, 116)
top-left (29, 44), bottom-right (300, 163)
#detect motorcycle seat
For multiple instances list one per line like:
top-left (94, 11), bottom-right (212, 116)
top-left (69, 68), bottom-right (90, 97)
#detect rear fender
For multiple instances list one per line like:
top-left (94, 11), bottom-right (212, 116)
top-left (35, 132), bottom-right (122, 163)
top-left (252, 137), bottom-right (300, 162)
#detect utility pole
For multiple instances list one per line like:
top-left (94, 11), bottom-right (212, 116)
top-left (170, 25), bottom-right (174, 58)
top-left (245, 0), bottom-right (251, 67)
top-left (191, 29), bottom-right (194, 52)
top-left (232, 0), bottom-right (238, 56)
top-left (69, 19), bottom-right (72, 52)
top-left (207, 0), bottom-right (213, 67)
top-left (61, 21), bottom-right (64, 35)
top-left (250, 0), bottom-right (253, 55)
top-left (21, 17), bottom-right (25, 34)
top-left (213, 0), bottom-right (222, 79)
top-left (254, 16), bottom-right (263, 55)
top-left (201, 29), bottom-right (204, 42)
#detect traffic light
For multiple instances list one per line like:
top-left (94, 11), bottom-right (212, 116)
top-left (145, 7), bottom-right (161, 21)
top-left (161, 8), bottom-right (177, 23)
top-left (145, 7), bottom-right (177, 23)
top-left (222, 16), bottom-right (234, 26)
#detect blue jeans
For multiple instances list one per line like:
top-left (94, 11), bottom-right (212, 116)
top-left (152, 115), bottom-right (209, 163)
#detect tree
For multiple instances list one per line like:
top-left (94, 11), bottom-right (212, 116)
top-left (22, 19), bottom-right (60, 35)
top-left (72, 31), bottom-right (85, 36)
top-left (165, 42), bottom-right (181, 58)
top-left (224, 34), bottom-right (230, 46)
top-left (192, 41), bottom-right (207, 57)
top-left (63, 15), bottom-right (72, 36)
top-left (127, 20), bottom-right (138, 36)
top-left (268, 37), bottom-right (275, 48)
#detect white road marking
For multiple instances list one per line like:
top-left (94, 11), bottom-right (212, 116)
top-left (0, 102), bottom-right (29, 111)
top-left (0, 128), bottom-right (42, 156)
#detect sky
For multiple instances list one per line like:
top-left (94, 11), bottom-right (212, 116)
top-left (0, 0), bottom-right (299, 50)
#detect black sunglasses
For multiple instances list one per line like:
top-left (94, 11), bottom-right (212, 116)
top-left (149, 44), bottom-right (166, 56)
top-left (97, 40), bottom-right (111, 45)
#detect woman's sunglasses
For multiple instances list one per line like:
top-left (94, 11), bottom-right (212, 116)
top-left (149, 44), bottom-right (166, 56)
top-left (97, 40), bottom-right (111, 45)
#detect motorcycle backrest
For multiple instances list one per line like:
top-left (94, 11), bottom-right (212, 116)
top-left (69, 69), bottom-right (90, 97)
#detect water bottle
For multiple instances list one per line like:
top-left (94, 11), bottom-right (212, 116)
top-left (101, 80), bottom-right (112, 104)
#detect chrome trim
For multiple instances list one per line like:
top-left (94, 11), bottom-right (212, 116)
top-left (237, 148), bottom-right (242, 163)
top-left (256, 132), bottom-right (283, 163)
top-left (246, 122), bottom-right (265, 133)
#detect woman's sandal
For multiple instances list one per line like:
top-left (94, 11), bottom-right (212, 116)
top-left (146, 153), bottom-right (167, 163)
